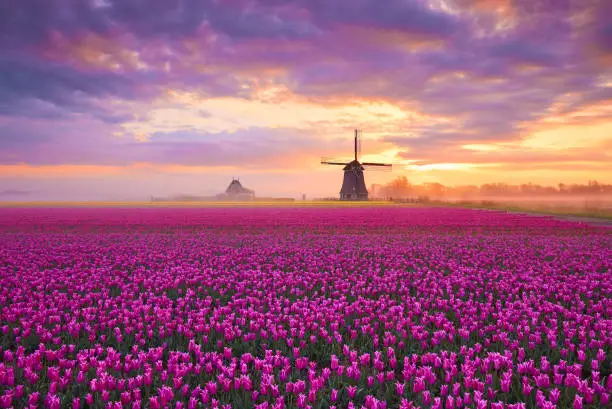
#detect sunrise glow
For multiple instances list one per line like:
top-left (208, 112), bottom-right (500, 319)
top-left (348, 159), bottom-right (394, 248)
top-left (0, 0), bottom-right (610, 200)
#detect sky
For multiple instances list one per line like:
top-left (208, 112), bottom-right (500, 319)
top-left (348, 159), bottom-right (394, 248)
top-left (0, 0), bottom-right (611, 200)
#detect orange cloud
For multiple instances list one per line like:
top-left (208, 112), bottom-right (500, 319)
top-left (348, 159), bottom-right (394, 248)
top-left (332, 25), bottom-right (447, 52)
top-left (42, 30), bottom-right (148, 72)
top-left (0, 163), bottom-right (129, 178)
top-left (468, 0), bottom-right (513, 13)
top-left (118, 87), bottom-right (415, 142)
top-left (0, 163), bottom-right (248, 179)
top-left (406, 165), bottom-right (612, 186)
top-left (529, 98), bottom-right (612, 132)
top-left (456, 0), bottom-right (517, 28)
top-left (0, 160), bottom-right (322, 180)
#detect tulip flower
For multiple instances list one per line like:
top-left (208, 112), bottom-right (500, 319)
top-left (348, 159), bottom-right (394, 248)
top-left (423, 391), bottom-right (432, 406)
top-left (0, 207), bottom-right (608, 409)
top-left (573, 395), bottom-right (583, 409)
top-left (296, 393), bottom-right (306, 409)
top-left (45, 394), bottom-right (60, 409)
top-left (0, 394), bottom-right (12, 409)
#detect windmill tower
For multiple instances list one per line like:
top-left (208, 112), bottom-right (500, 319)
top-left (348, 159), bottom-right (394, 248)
top-left (322, 130), bottom-right (392, 201)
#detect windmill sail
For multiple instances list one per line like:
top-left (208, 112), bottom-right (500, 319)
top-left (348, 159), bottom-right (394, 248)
top-left (321, 129), bottom-right (392, 201)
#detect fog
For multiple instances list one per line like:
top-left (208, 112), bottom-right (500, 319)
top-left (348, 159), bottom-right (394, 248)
top-left (447, 195), bottom-right (612, 209)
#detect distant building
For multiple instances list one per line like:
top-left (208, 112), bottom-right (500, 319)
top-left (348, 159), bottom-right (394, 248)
top-left (218, 178), bottom-right (255, 201)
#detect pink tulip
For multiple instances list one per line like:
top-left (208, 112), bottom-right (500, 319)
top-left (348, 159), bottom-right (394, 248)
top-left (2, 351), bottom-right (13, 363)
top-left (549, 388), bottom-right (560, 404)
top-left (330, 389), bottom-right (338, 402)
top-left (0, 394), bottom-right (12, 409)
top-left (395, 382), bottom-right (405, 396)
top-left (45, 394), bottom-right (60, 409)
top-left (600, 393), bottom-right (609, 406)
top-left (296, 393), bottom-right (306, 409)
top-left (0, 207), bottom-right (608, 409)
top-left (28, 393), bottom-right (40, 406)
top-left (400, 399), bottom-right (414, 409)
top-left (413, 377), bottom-right (425, 393)
top-left (423, 391), bottom-right (432, 405)
top-left (149, 396), bottom-right (164, 409)
top-left (522, 380), bottom-right (532, 397)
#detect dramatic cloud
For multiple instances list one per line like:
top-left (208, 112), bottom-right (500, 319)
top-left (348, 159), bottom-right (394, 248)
top-left (0, 0), bottom-right (610, 198)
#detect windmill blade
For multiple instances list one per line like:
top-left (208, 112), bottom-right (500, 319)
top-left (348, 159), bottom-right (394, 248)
top-left (321, 156), bottom-right (349, 165)
top-left (363, 162), bottom-right (392, 172)
top-left (365, 165), bottom-right (393, 172)
top-left (362, 162), bottom-right (392, 167)
top-left (322, 161), bottom-right (349, 166)
top-left (321, 160), bottom-right (349, 165)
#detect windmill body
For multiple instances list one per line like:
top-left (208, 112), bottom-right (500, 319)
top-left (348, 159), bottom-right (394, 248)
top-left (339, 160), bottom-right (368, 200)
top-left (322, 130), bottom-right (392, 201)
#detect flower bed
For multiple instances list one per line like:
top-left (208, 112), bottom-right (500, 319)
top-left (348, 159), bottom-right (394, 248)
top-left (0, 207), bottom-right (610, 409)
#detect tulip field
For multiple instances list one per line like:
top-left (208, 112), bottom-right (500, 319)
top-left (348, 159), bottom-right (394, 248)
top-left (0, 207), bottom-right (610, 409)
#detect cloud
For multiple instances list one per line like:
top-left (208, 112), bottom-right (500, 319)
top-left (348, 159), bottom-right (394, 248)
top-left (306, 0), bottom-right (461, 37)
top-left (0, 115), bottom-right (350, 168)
top-left (0, 0), bottom-right (609, 188)
top-left (400, 144), bottom-right (612, 166)
top-left (0, 53), bottom-right (140, 122)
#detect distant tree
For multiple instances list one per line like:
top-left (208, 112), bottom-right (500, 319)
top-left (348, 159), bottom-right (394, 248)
top-left (377, 177), bottom-right (612, 200)
top-left (425, 183), bottom-right (445, 198)
top-left (380, 176), bottom-right (412, 198)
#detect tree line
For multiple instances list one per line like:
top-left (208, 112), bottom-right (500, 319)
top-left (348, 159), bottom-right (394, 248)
top-left (371, 177), bottom-right (612, 199)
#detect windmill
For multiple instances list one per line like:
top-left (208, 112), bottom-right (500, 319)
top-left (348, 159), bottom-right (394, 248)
top-left (321, 129), bottom-right (392, 201)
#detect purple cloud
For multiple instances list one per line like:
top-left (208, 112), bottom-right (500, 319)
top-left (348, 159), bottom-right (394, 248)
top-left (0, 119), bottom-right (348, 168)
top-left (303, 0), bottom-right (461, 37)
top-left (0, 0), bottom-right (609, 171)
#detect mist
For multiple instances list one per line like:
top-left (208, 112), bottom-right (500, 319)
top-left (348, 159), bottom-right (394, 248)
top-left (371, 177), bottom-right (612, 215)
